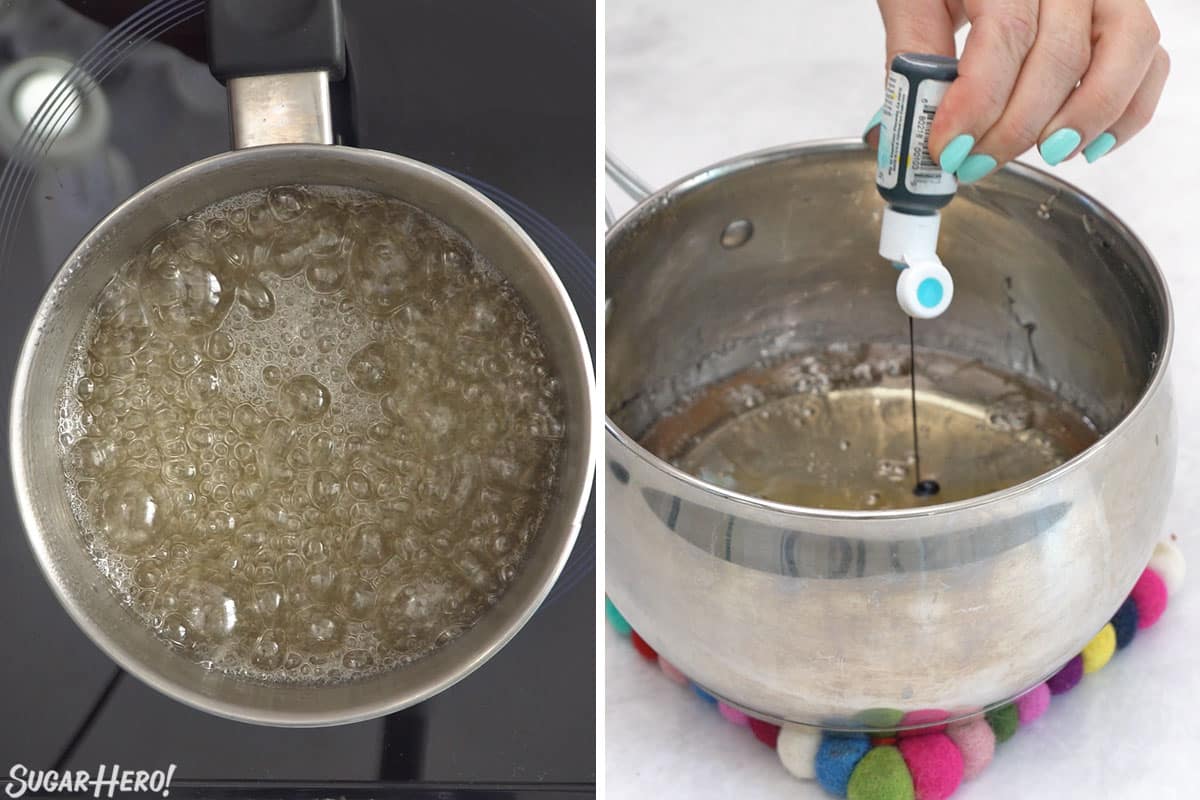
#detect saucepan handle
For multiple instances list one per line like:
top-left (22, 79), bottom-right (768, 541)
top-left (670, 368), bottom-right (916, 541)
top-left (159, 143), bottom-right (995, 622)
top-left (207, 0), bottom-right (346, 148)
top-left (604, 151), bottom-right (654, 227)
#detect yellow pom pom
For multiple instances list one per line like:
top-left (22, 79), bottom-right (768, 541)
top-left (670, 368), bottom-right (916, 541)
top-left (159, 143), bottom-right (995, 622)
top-left (1081, 623), bottom-right (1116, 674)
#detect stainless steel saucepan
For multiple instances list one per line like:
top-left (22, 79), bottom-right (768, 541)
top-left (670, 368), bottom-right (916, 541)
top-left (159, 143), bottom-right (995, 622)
top-left (11, 1), bottom-right (593, 726)
top-left (605, 142), bottom-right (1174, 730)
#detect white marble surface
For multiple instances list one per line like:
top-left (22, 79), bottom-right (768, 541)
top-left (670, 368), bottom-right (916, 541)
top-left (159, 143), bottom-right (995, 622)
top-left (605, 2), bottom-right (1200, 798)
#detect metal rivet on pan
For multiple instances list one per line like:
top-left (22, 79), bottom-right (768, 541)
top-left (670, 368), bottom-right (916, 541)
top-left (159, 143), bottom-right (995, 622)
top-left (720, 219), bottom-right (753, 249)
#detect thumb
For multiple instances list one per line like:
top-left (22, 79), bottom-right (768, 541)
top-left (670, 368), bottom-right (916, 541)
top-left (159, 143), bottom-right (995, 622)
top-left (875, 1), bottom-right (960, 160)
top-left (877, 0), bottom-right (958, 76)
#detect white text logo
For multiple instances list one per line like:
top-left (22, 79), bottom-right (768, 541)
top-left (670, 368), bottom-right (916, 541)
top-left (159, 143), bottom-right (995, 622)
top-left (5, 764), bottom-right (177, 798)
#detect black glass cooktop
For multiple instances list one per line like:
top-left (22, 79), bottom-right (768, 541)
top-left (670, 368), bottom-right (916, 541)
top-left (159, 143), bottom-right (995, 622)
top-left (0, 1), bottom-right (595, 796)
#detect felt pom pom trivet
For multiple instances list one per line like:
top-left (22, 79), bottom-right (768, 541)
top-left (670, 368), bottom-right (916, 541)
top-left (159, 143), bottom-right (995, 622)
top-left (609, 540), bottom-right (1182, 800)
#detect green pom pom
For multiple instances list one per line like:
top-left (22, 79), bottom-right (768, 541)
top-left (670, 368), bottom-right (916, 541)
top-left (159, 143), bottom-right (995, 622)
top-left (605, 596), bottom-right (632, 637)
top-left (847, 746), bottom-right (915, 800)
top-left (985, 703), bottom-right (1019, 743)
top-left (856, 707), bottom-right (906, 732)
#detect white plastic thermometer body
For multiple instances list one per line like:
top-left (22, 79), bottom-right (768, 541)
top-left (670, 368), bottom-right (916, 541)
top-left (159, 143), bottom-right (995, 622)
top-left (879, 206), bottom-right (954, 319)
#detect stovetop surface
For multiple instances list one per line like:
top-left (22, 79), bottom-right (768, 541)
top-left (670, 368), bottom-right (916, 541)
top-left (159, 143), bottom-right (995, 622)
top-left (0, 1), bottom-right (595, 793)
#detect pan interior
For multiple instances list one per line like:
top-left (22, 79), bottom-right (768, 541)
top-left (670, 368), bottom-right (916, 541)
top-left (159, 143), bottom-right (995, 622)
top-left (605, 145), bottom-right (1168, 512)
top-left (58, 183), bottom-right (567, 684)
top-left (14, 145), bottom-right (592, 724)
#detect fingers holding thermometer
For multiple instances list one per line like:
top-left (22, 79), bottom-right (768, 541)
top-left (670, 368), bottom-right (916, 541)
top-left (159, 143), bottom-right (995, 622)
top-left (1036, 0), bottom-right (1164, 164)
top-left (1075, 45), bottom-right (1169, 163)
top-left (924, 0), bottom-right (1043, 173)
top-left (875, 0), bottom-right (1168, 180)
top-left (951, 0), bottom-right (1093, 174)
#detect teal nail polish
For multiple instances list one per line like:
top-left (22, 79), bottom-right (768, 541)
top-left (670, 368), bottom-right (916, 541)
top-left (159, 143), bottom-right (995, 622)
top-left (955, 153), bottom-right (996, 184)
top-left (863, 107), bottom-right (884, 139)
top-left (1039, 128), bottom-right (1082, 166)
top-left (939, 134), bottom-right (975, 173)
top-left (1083, 132), bottom-right (1117, 164)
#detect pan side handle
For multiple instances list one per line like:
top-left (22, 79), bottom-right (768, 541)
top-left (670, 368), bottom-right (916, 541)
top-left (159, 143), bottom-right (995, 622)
top-left (605, 151), bottom-right (653, 227)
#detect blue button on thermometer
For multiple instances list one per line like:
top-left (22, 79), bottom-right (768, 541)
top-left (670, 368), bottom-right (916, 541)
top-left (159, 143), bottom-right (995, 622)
top-left (896, 257), bottom-right (953, 319)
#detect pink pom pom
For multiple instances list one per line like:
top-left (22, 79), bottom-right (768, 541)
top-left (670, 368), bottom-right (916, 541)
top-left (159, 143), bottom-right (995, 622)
top-left (658, 657), bottom-right (689, 686)
top-left (718, 701), bottom-right (751, 727)
top-left (898, 708), bottom-right (950, 736)
top-left (898, 732), bottom-right (964, 800)
top-left (1015, 683), bottom-right (1051, 725)
top-left (945, 718), bottom-right (994, 781)
top-left (1131, 568), bottom-right (1168, 629)
top-left (749, 718), bottom-right (780, 748)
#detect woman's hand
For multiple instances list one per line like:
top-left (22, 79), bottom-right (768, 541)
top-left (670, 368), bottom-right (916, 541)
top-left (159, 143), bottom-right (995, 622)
top-left (873, 0), bottom-right (1169, 182)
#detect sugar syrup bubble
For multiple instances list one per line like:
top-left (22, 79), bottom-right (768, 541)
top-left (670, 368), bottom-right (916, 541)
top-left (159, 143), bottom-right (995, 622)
top-left (57, 185), bottom-right (565, 685)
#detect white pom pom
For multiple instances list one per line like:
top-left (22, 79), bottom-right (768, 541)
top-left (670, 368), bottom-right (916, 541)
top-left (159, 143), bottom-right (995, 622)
top-left (777, 723), bottom-right (821, 780)
top-left (1149, 539), bottom-right (1185, 596)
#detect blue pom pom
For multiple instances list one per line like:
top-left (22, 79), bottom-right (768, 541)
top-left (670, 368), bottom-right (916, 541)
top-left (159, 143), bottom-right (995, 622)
top-left (815, 733), bottom-right (872, 798)
top-left (605, 597), bottom-right (632, 637)
top-left (1111, 596), bottom-right (1138, 649)
top-left (692, 684), bottom-right (719, 705)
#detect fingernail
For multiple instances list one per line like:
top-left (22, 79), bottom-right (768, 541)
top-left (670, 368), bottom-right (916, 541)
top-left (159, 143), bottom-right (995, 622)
top-left (1039, 128), bottom-right (1082, 166)
top-left (863, 106), bottom-right (884, 139)
top-left (956, 153), bottom-right (997, 184)
top-left (939, 134), bottom-right (975, 173)
top-left (1082, 132), bottom-right (1117, 164)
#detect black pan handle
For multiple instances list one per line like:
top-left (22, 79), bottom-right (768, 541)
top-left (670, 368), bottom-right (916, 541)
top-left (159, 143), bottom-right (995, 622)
top-left (207, 0), bottom-right (346, 83)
